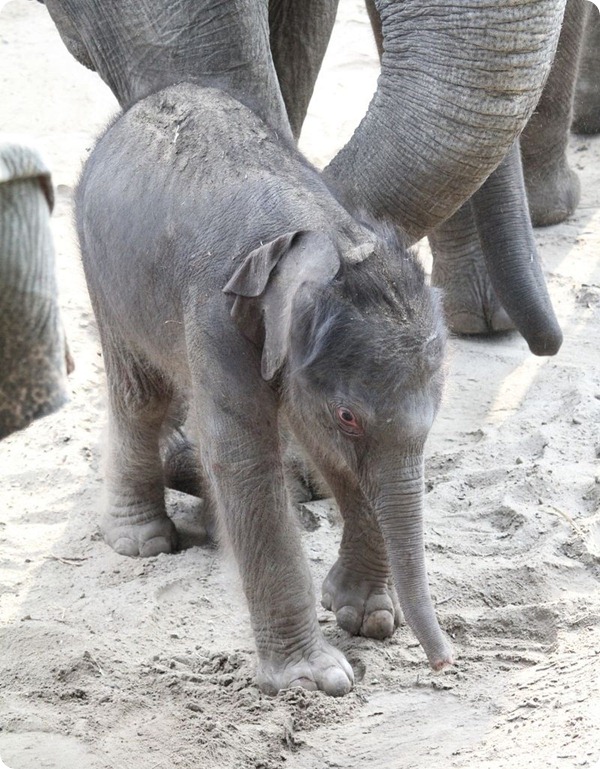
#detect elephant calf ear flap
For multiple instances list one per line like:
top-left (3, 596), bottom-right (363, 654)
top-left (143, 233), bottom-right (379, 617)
top-left (223, 232), bottom-right (300, 367)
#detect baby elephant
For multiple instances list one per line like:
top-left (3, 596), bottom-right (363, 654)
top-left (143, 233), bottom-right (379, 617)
top-left (77, 83), bottom-right (452, 696)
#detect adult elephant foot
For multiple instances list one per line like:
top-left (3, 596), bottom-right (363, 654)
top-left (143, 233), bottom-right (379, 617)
top-left (524, 154), bottom-right (581, 226)
top-left (256, 634), bottom-right (354, 696)
top-left (322, 558), bottom-right (399, 640)
top-left (429, 202), bottom-right (514, 336)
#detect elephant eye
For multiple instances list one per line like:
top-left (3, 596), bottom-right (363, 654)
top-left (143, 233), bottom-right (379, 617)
top-left (335, 406), bottom-right (363, 436)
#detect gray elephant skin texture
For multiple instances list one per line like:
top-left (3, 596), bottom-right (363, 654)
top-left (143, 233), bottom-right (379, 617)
top-left (43, 0), bottom-right (568, 353)
top-left (0, 142), bottom-right (70, 440)
top-left (76, 84), bottom-right (452, 696)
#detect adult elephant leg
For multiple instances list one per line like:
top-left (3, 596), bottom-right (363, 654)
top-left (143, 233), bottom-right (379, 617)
top-left (429, 202), bottom-right (514, 335)
top-left (268, 0), bottom-right (339, 140)
top-left (471, 142), bottom-right (562, 355)
top-left (572, 2), bottom-right (600, 135)
top-left (521, 0), bottom-right (590, 226)
top-left (44, 0), bottom-right (292, 139)
top-left (364, 0), bottom-right (383, 57)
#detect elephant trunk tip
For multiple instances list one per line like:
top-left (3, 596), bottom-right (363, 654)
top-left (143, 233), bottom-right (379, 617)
top-left (430, 652), bottom-right (455, 673)
top-left (526, 326), bottom-right (563, 357)
top-left (424, 636), bottom-right (454, 672)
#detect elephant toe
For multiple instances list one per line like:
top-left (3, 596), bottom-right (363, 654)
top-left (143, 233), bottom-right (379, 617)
top-left (334, 605), bottom-right (362, 635)
top-left (361, 608), bottom-right (395, 640)
top-left (322, 558), bottom-right (398, 640)
top-left (103, 514), bottom-right (178, 557)
top-left (112, 537), bottom-right (141, 557)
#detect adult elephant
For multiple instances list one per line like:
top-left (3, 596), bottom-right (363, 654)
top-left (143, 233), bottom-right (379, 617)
top-left (0, 142), bottom-right (71, 440)
top-left (42, 0), bottom-right (567, 357)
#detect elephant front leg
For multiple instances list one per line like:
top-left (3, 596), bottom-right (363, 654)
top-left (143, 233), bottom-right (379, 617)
top-left (318, 471), bottom-right (400, 641)
top-left (101, 350), bottom-right (177, 557)
top-left (196, 397), bottom-right (353, 696)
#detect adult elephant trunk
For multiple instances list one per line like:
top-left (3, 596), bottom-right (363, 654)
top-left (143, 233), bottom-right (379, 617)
top-left (471, 141), bottom-right (563, 356)
top-left (324, 0), bottom-right (565, 242)
top-left (370, 454), bottom-right (453, 670)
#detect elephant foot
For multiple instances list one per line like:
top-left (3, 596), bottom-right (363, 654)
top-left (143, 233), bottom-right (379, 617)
top-left (431, 264), bottom-right (514, 336)
top-left (257, 634), bottom-right (354, 697)
top-left (102, 510), bottom-right (178, 557)
top-left (321, 558), bottom-right (400, 640)
top-left (525, 156), bottom-right (581, 227)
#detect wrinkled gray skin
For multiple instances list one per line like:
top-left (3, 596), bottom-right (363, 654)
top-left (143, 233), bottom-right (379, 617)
top-left (77, 84), bottom-right (453, 695)
top-left (573, 2), bottom-right (600, 135)
top-left (0, 143), bottom-right (71, 440)
top-left (426, 0), bottom-right (589, 342)
top-left (42, 0), bottom-right (566, 354)
top-left (365, 0), bottom-right (587, 350)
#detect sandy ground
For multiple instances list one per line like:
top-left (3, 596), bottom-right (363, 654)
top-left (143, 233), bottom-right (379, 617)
top-left (1, 1), bottom-right (600, 767)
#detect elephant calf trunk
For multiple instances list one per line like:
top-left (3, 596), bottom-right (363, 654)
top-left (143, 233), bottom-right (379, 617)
top-left (375, 471), bottom-right (453, 670)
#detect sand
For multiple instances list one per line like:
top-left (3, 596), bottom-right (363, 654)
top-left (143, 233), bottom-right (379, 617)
top-left (1, 1), bottom-right (599, 767)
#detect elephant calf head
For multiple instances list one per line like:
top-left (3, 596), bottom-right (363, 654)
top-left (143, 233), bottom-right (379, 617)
top-left (226, 226), bottom-right (453, 670)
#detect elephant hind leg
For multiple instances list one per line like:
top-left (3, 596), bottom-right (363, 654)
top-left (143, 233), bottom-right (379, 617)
top-left (161, 424), bottom-right (218, 542)
top-left (162, 424), bottom-right (204, 498)
top-left (572, 3), bottom-right (600, 135)
top-left (100, 340), bottom-right (177, 557)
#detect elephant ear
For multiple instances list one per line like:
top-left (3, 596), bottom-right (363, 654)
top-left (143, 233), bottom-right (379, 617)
top-left (223, 231), bottom-right (340, 381)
